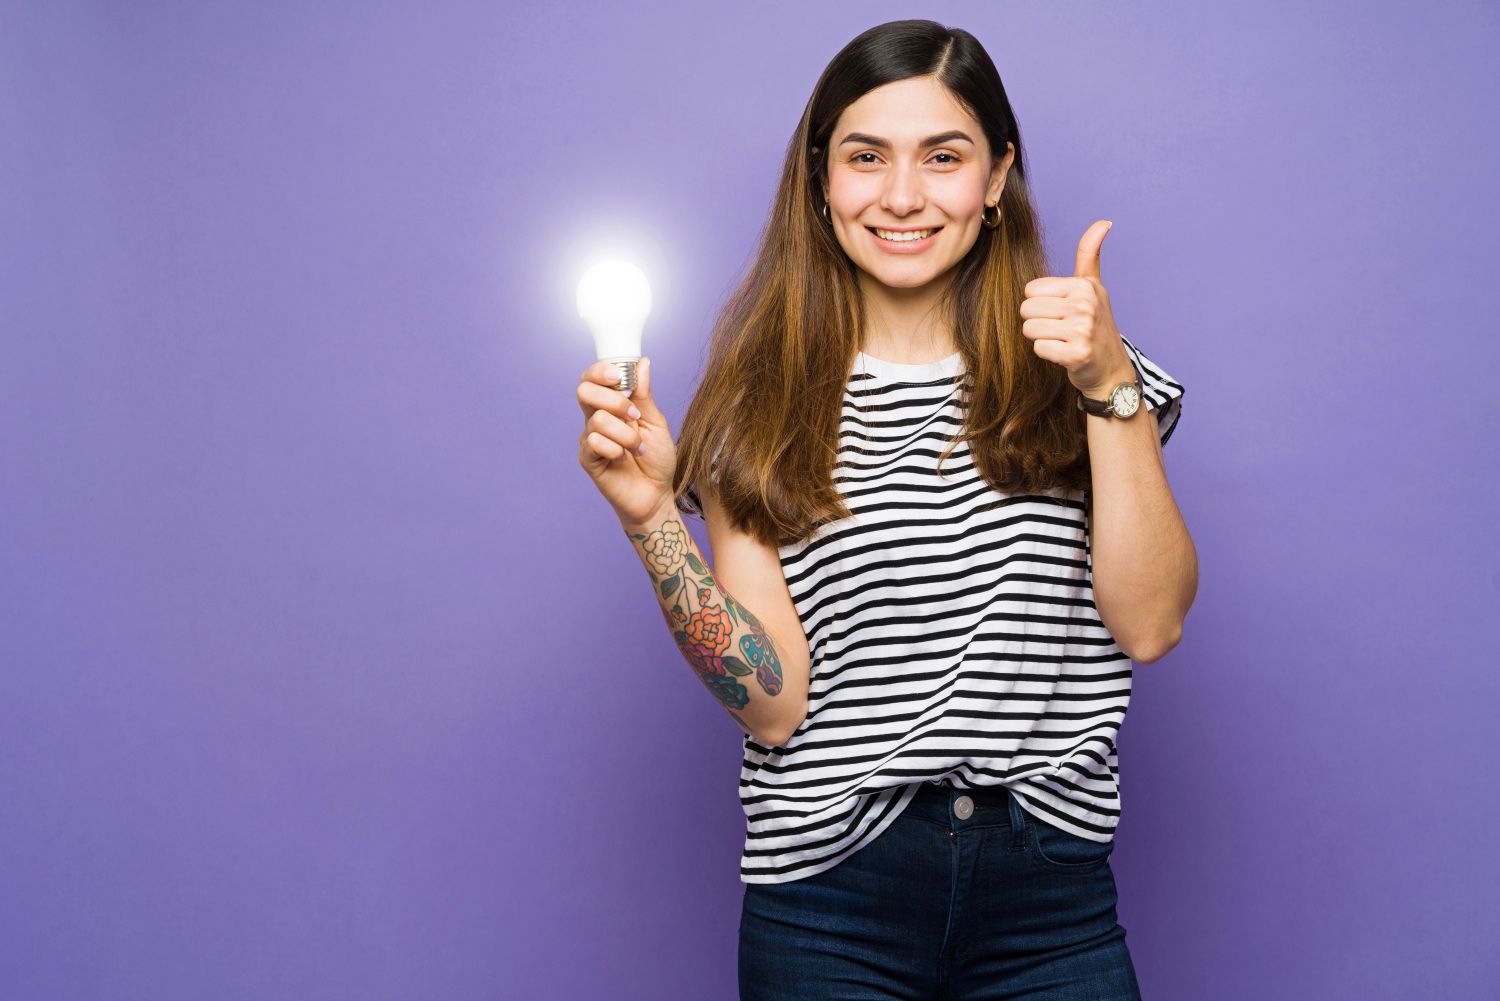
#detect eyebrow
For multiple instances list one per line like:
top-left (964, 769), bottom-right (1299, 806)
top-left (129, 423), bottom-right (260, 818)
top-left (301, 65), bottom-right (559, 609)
top-left (837, 130), bottom-right (975, 149)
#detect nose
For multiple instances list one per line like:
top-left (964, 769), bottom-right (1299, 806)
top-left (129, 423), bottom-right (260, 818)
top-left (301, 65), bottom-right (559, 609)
top-left (880, 159), bottom-right (925, 216)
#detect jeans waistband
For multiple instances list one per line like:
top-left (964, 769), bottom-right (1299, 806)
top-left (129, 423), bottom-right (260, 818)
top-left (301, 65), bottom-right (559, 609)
top-left (902, 777), bottom-right (1029, 833)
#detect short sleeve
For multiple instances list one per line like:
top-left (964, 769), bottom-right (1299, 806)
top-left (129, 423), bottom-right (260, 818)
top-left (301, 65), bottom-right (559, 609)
top-left (1119, 333), bottom-right (1185, 447)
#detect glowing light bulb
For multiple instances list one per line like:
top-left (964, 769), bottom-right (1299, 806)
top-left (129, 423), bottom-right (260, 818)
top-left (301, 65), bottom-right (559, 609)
top-left (576, 258), bottom-right (651, 394)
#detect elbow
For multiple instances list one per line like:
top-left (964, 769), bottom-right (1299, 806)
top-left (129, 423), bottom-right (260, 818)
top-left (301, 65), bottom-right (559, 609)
top-left (759, 702), bottom-right (808, 748)
top-left (1129, 621), bottom-right (1184, 665)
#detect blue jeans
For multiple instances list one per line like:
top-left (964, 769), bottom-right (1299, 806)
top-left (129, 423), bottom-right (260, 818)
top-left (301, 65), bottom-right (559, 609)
top-left (738, 779), bottom-right (1143, 1000)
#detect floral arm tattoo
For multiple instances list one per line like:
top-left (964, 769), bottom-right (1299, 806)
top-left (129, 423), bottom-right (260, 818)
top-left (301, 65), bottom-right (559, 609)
top-left (623, 514), bottom-right (786, 738)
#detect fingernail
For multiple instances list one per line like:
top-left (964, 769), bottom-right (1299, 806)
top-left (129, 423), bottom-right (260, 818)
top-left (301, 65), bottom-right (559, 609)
top-left (605, 363), bottom-right (621, 381)
top-left (627, 404), bottom-right (641, 420)
top-left (634, 442), bottom-right (646, 456)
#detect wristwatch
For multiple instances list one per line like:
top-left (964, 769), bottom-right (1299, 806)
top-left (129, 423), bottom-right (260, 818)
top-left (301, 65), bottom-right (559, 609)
top-left (1076, 378), bottom-right (1144, 419)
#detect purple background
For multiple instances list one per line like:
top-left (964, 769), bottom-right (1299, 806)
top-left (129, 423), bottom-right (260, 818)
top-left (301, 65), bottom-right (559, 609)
top-left (3, 2), bottom-right (1496, 998)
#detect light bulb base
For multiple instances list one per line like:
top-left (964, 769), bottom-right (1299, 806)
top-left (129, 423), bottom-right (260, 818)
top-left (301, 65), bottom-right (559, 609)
top-left (605, 357), bottom-right (639, 396)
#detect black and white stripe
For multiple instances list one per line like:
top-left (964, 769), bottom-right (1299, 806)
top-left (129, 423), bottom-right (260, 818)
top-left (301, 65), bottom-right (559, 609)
top-left (735, 335), bottom-right (1186, 884)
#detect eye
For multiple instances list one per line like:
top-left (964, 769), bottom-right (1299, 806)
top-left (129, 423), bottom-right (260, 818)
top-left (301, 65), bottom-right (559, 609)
top-left (850, 151), bottom-right (962, 165)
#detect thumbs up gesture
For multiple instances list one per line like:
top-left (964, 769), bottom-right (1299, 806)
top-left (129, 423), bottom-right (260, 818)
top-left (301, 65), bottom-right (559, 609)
top-left (1019, 220), bottom-right (1137, 398)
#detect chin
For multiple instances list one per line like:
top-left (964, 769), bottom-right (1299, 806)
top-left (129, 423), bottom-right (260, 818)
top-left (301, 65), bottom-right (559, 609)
top-left (868, 265), bottom-right (946, 289)
top-left (880, 276), bottom-right (936, 289)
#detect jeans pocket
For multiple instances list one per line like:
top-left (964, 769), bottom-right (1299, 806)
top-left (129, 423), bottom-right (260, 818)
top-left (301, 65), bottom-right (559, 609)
top-left (1025, 813), bottom-right (1115, 873)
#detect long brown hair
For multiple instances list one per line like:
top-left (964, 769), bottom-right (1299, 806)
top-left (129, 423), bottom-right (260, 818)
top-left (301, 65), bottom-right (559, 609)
top-left (674, 19), bottom-right (1089, 548)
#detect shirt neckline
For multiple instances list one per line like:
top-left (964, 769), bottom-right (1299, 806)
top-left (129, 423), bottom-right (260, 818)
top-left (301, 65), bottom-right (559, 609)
top-left (854, 350), bottom-right (964, 383)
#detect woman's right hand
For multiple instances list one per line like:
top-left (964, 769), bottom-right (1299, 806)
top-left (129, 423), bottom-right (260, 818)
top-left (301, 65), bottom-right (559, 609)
top-left (576, 355), bottom-right (678, 529)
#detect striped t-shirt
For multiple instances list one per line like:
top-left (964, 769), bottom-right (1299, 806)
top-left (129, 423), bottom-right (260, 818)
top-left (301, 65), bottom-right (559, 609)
top-left (731, 334), bottom-right (1185, 884)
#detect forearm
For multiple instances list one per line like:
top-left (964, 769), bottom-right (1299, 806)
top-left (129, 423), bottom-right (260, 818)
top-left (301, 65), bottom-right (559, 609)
top-left (620, 502), bottom-right (801, 745)
top-left (1085, 382), bottom-right (1198, 662)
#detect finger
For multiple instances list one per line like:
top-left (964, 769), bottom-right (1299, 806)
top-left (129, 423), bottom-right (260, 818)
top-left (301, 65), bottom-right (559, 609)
top-left (634, 355), bottom-right (650, 403)
top-left (584, 429), bottom-right (627, 463)
top-left (588, 407), bottom-right (646, 454)
top-left (1021, 316), bottom-right (1072, 343)
top-left (577, 364), bottom-right (615, 422)
top-left (1023, 276), bottom-right (1080, 299)
top-left (1028, 335), bottom-right (1071, 366)
top-left (581, 360), bottom-right (628, 388)
top-left (1018, 295), bottom-right (1068, 320)
top-left (629, 356), bottom-right (671, 432)
top-left (578, 379), bottom-right (642, 423)
top-left (1073, 220), bottom-right (1111, 282)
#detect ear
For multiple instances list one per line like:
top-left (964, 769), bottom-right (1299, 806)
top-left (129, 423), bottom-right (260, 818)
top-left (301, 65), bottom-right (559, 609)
top-left (987, 141), bottom-right (1015, 204)
top-left (811, 146), bottom-right (829, 201)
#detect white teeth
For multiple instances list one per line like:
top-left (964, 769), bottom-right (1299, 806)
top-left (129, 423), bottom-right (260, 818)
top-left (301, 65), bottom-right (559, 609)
top-left (873, 228), bottom-right (935, 242)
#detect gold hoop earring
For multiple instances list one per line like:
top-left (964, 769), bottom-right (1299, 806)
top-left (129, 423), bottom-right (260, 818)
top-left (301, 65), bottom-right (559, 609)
top-left (981, 201), bottom-right (1003, 230)
top-left (822, 201), bottom-right (831, 224)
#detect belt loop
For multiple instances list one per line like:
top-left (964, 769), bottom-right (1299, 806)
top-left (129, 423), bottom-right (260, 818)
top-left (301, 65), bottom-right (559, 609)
top-left (1006, 787), bottom-right (1027, 852)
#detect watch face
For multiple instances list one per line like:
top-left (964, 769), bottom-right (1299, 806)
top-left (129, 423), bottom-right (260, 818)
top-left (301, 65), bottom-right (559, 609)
top-left (1111, 382), bottom-right (1142, 417)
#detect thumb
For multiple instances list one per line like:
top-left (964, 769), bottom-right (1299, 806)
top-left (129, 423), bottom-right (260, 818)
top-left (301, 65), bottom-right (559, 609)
top-left (1073, 219), bottom-right (1112, 282)
top-left (630, 355), bottom-right (667, 423)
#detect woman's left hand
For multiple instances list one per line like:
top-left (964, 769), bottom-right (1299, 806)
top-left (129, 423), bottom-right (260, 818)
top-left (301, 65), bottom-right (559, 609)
top-left (1019, 220), bottom-right (1137, 398)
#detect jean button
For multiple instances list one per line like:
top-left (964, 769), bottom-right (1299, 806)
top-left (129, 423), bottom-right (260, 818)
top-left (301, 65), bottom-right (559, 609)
top-left (953, 795), bottom-right (974, 820)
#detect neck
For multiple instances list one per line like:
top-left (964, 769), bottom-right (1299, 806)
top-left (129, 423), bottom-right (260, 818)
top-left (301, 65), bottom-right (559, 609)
top-left (856, 269), bottom-right (958, 363)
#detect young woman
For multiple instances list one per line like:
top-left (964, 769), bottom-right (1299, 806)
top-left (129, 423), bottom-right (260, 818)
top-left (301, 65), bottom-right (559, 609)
top-left (577, 18), bottom-right (1194, 1001)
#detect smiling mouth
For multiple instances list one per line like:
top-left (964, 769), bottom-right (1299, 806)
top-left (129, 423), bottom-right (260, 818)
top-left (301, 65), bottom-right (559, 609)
top-left (867, 226), bottom-right (942, 243)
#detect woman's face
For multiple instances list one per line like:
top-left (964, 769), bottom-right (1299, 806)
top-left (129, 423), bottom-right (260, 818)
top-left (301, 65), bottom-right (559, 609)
top-left (820, 75), bottom-right (1014, 292)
